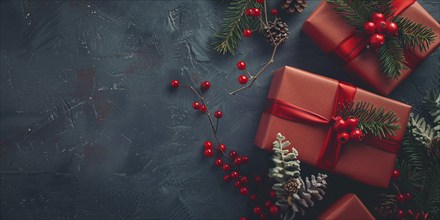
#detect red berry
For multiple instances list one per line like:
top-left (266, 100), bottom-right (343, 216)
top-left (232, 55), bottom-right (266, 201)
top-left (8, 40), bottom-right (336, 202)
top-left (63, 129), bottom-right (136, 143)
top-left (252, 8), bottom-right (261, 17)
top-left (396, 193), bottom-right (406, 203)
top-left (254, 176), bottom-right (262, 183)
top-left (392, 169), bottom-right (400, 180)
top-left (260, 213), bottom-right (266, 219)
top-left (269, 190), bottom-right (277, 198)
top-left (265, 200), bottom-right (272, 208)
top-left (271, 8), bottom-right (278, 16)
top-left (170, 80), bottom-right (180, 88)
top-left (229, 150), bottom-right (239, 158)
top-left (350, 129), bottom-right (365, 142)
top-left (369, 34), bottom-right (385, 49)
top-left (347, 117), bottom-right (359, 130)
top-left (404, 193), bottom-right (413, 201)
top-left (204, 141), bottom-right (213, 149)
top-left (240, 217), bottom-right (247, 220)
top-left (386, 22), bottom-right (398, 36)
top-left (217, 144), bottom-right (226, 152)
top-left (233, 157), bottom-right (242, 166)
top-left (199, 105), bottom-right (207, 113)
top-left (215, 158), bottom-right (223, 167)
top-left (200, 81), bottom-right (211, 90)
top-left (333, 119), bottom-right (348, 132)
top-left (222, 164), bottom-right (231, 171)
top-left (253, 206), bottom-right (262, 215)
top-left (192, 101), bottom-right (200, 109)
top-left (269, 205), bottom-right (279, 215)
top-left (250, 194), bottom-right (257, 201)
top-left (238, 75), bottom-right (249, 84)
top-left (241, 156), bottom-right (249, 163)
top-left (256, 0), bottom-right (264, 3)
top-left (246, 8), bottom-right (254, 16)
top-left (240, 176), bottom-right (249, 184)
top-left (237, 61), bottom-right (246, 70)
top-left (234, 180), bottom-right (241, 188)
top-left (372, 12), bottom-right (385, 23)
top-left (214, 110), bottom-right (223, 119)
top-left (204, 148), bottom-right (213, 157)
top-left (243, 29), bottom-right (253, 37)
top-left (397, 209), bottom-right (406, 218)
top-left (376, 21), bottom-right (387, 34)
top-left (224, 174), bottom-right (231, 182)
top-left (240, 187), bottom-right (249, 196)
top-left (337, 132), bottom-right (350, 144)
top-left (231, 171), bottom-right (239, 179)
top-left (363, 22), bottom-right (376, 35)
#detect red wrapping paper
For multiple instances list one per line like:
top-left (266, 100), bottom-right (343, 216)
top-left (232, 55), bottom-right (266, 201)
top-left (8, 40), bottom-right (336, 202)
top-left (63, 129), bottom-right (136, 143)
top-left (302, 0), bottom-right (440, 95)
top-left (254, 66), bottom-right (411, 188)
top-left (318, 194), bottom-right (375, 220)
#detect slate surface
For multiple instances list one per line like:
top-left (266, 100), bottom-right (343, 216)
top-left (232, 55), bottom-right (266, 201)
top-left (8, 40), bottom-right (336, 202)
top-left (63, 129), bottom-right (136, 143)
top-left (0, 0), bottom-right (439, 219)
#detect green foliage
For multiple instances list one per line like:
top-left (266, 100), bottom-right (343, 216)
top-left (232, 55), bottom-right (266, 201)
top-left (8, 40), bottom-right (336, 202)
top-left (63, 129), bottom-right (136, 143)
top-left (367, 0), bottom-right (395, 19)
top-left (406, 114), bottom-right (436, 147)
top-left (326, 0), bottom-right (370, 28)
top-left (212, 0), bottom-right (261, 54)
top-left (269, 133), bottom-right (301, 183)
top-left (338, 101), bottom-right (400, 139)
top-left (395, 17), bottom-right (436, 53)
top-left (423, 89), bottom-right (440, 131)
top-left (379, 37), bottom-right (408, 79)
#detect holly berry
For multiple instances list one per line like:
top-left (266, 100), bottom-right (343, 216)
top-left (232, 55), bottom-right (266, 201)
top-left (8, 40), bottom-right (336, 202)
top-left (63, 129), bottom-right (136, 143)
top-left (333, 119), bottom-right (348, 132)
top-left (231, 171), bottom-right (239, 179)
top-left (234, 180), bottom-right (241, 188)
top-left (376, 21), bottom-right (387, 34)
top-left (347, 117), bottom-right (359, 130)
top-left (199, 105), bottom-right (207, 113)
top-left (253, 206), bottom-right (262, 215)
top-left (204, 141), bottom-right (213, 149)
top-left (217, 144), bottom-right (226, 152)
top-left (200, 81), bottom-right (211, 90)
top-left (252, 8), bottom-right (261, 17)
top-left (224, 174), bottom-right (231, 182)
top-left (363, 22), bottom-right (376, 35)
top-left (392, 169), bottom-right (401, 180)
top-left (238, 75), bottom-right (249, 84)
top-left (233, 157), bottom-right (242, 166)
top-left (241, 156), bottom-right (249, 163)
top-left (254, 175), bottom-right (262, 183)
top-left (240, 176), bottom-right (249, 184)
top-left (171, 80), bottom-right (180, 88)
top-left (269, 205), bottom-right (279, 215)
top-left (237, 61), bottom-right (247, 70)
top-left (264, 200), bottom-right (272, 208)
top-left (260, 213), bottom-right (267, 219)
top-left (204, 148), bottom-right (213, 157)
top-left (240, 217), bottom-right (248, 220)
top-left (256, 0), bottom-right (264, 3)
top-left (246, 8), bottom-right (254, 16)
top-left (215, 158), bottom-right (223, 167)
top-left (250, 194), bottom-right (257, 201)
top-left (372, 12), bottom-right (385, 23)
top-left (337, 132), bottom-right (350, 144)
top-left (397, 209), bottom-right (406, 218)
top-left (243, 29), bottom-right (253, 37)
top-left (404, 193), bottom-right (413, 201)
top-left (269, 190), bottom-right (277, 198)
top-left (214, 110), bottom-right (223, 119)
top-left (350, 129), bottom-right (365, 142)
top-left (222, 164), bottom-right (231, 171)
top-left (192, 101), bottom-right (200, 109)
top-left (271, 8), bottom-right (278, 16)
top-left (240, 187), bottom-right (249, 196)
top-left (386, 22), bottom-right (398, 36)
top-left (369, 34), bottom-right (385, 49)
top-left (229, 150), bottom-right (239, 158)
top-left (396, 193), bottom-right (406, 203)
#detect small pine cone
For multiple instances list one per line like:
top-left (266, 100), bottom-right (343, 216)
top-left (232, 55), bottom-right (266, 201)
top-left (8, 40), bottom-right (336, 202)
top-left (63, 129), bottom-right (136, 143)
top-left (375, 194), bottom-right (398, 218)
top-left (264, 17), bottom-right (289, 46)
top-left (429, 137), bottom-right (440, 159)
top-left (281, 0), bottom-right (307, 14)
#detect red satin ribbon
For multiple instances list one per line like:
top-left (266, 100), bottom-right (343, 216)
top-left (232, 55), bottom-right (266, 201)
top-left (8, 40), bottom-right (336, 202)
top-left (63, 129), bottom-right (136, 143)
top-left (332, 0), bottom-right (418, 67)
top-left (265, 82), bottom-right (400, 170)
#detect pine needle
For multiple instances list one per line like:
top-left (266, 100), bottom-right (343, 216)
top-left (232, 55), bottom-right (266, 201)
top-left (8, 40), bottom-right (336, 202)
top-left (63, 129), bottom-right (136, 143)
top-left (326, 0), bottom-right (370, 28)
top-left (379, 37), bottom-right (407, 79)
top-left (394, 16), bottom-right (436, 53)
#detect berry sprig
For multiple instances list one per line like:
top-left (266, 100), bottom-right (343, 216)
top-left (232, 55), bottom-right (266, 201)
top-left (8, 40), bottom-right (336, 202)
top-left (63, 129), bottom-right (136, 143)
top-left (363, 12), bottom-right (399, 49)
top-left (170, 79), bottom-right (280, 220)
top-left (333, 116), bottom-right (365, 144)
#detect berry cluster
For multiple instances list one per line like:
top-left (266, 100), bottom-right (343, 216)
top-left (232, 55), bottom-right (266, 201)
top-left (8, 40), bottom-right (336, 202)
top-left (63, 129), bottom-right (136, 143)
top-left (333, 116), bottom-right (364, 144)
top-left (363, 12), bottom-right (399, 49)
top-left (389, 169), bottom-right (419, 219)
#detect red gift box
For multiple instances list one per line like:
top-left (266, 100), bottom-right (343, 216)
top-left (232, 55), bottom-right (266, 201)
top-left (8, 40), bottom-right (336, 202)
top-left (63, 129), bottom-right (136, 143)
top-left (302, 0), bottom-right (440, 95)
top-left (318, 194), bottom-right (375, 220)
top-left (254, 66), bottom-right (411, 188)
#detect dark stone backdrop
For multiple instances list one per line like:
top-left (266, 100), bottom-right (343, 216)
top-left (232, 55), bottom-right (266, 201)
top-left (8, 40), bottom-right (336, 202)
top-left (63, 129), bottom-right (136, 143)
top-left (0, 0), bottom-right (438, 219)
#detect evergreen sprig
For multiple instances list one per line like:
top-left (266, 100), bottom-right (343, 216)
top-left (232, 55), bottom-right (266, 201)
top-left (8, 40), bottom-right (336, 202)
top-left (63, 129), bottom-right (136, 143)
top-left (379, 38), bottom-right (408, 79)
top-left (326, 0), bottom-right (370, 28)
top-left (395, 17), bottom-right (436, 53)
top-left (423, 89), bottom-right (440, 131)
top-left (338, 101), bottom-right (400, 139)
top-left (213, 0), bottom-right (261, 54)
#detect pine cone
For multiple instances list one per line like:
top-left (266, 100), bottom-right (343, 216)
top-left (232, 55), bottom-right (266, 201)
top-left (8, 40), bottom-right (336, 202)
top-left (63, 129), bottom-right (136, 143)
top-left (264, 17), bottom-right (289, 46)
top-left (281, 0), bottom-right (307, 14)
top-left (429, 137), bottom-right (440, 159)
top-left (375, 194), bottom-right (398, 218)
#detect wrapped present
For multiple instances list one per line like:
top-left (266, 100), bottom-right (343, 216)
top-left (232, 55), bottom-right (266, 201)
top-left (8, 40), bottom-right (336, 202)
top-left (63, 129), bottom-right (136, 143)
top-left (318, 194), bottom-right (375, 220)
top-left (254, 66), bottom-right (411, 188)
top-left (302, 0), bottom-right (440, 95)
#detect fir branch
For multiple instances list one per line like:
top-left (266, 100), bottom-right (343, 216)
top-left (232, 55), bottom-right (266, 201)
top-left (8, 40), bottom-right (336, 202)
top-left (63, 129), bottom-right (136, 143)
top-left (394, 17), bottom-right (436, 53)
top-left (338, 101), bottom-right (400, 139)
top-left (365, 0), bottom-right (395, 19)
top-left (213, 0), bottom-right (261, 54)
top-left (407, 113), bottom-right (436, 146)
top-left (326, 0), bottom-right (371, 29)
top-left (379, 37), bottom-right (407, 79)
top-left (423, 90), bottom-right (440, 132)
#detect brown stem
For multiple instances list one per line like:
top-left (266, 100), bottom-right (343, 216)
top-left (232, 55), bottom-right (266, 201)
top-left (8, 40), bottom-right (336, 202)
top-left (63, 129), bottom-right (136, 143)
top-left (263, 0), bottom-right (268, 24)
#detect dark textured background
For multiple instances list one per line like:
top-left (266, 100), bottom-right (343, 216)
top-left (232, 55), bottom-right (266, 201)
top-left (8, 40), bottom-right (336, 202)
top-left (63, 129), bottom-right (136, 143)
top-left (0, 0), bottom-right (439, 219)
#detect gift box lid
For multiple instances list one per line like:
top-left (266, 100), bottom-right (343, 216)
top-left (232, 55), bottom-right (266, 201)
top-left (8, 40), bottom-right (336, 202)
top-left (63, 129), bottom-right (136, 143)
top-left (318, 194), bottom-right (375, 220)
